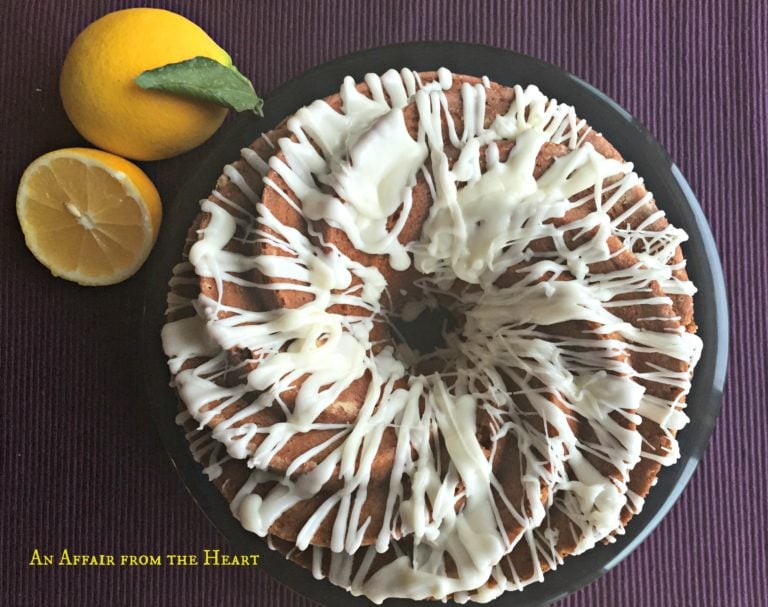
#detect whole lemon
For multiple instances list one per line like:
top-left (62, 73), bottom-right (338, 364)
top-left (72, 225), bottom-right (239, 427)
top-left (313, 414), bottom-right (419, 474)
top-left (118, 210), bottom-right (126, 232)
top-left (60, 8), bottom-right (230, 161)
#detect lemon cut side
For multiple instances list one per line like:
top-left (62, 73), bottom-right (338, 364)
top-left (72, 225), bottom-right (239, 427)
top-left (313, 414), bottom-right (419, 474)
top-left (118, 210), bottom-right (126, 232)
top-left (16, 148), bottom-right (162, 285)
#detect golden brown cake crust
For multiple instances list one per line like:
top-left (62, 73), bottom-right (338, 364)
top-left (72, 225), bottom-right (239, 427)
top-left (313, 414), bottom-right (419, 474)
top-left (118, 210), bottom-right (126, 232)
top-left (166, 70), bottom-right (697, 596)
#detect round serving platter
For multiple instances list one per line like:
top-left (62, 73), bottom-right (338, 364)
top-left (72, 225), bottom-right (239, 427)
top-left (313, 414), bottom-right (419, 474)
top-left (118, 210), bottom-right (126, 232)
top-left (142, 42), bottom-right (728, 607)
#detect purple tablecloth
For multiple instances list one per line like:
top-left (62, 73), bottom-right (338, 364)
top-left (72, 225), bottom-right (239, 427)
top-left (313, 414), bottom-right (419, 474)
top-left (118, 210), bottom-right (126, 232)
top-left (2, 1), bottom-right (765, 605)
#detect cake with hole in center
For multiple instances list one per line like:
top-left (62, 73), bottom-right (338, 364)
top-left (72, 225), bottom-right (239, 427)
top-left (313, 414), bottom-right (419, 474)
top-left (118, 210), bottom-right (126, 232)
top-left (161, 68), bottom-right (701, 603)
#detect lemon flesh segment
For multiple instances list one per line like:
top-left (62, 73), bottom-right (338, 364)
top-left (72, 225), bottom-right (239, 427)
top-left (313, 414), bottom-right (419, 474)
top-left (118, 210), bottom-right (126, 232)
top-left (17, 148), bottom-right (162, 286)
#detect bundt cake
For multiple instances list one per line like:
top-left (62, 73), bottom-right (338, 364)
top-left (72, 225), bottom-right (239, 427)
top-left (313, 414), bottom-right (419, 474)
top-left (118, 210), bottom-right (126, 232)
top-left (162, 68), bottom-right (701, 603)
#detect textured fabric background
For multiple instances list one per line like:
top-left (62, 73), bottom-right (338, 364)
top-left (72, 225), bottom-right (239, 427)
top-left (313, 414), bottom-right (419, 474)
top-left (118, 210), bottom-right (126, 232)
top-left (1, 1), bottom-right (765, 606)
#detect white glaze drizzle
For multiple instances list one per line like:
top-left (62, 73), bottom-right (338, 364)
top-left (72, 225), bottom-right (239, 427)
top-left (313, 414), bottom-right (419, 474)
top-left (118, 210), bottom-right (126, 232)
top-left (162, 68), bottom-right (702, 603)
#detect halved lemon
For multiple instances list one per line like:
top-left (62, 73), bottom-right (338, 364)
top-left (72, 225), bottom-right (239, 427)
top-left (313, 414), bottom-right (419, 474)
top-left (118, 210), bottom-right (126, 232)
top-left (16, 148), bottom-right (162, 285)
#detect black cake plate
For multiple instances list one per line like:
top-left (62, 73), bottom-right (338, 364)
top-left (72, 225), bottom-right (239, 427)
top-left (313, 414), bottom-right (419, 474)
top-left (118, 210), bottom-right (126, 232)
top-left (142, 42), bottom-right (729, 607)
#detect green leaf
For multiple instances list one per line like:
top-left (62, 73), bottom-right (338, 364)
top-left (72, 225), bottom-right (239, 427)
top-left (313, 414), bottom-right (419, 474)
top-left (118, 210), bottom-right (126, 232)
top-left (134, 57), bottom-right (263, 114)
